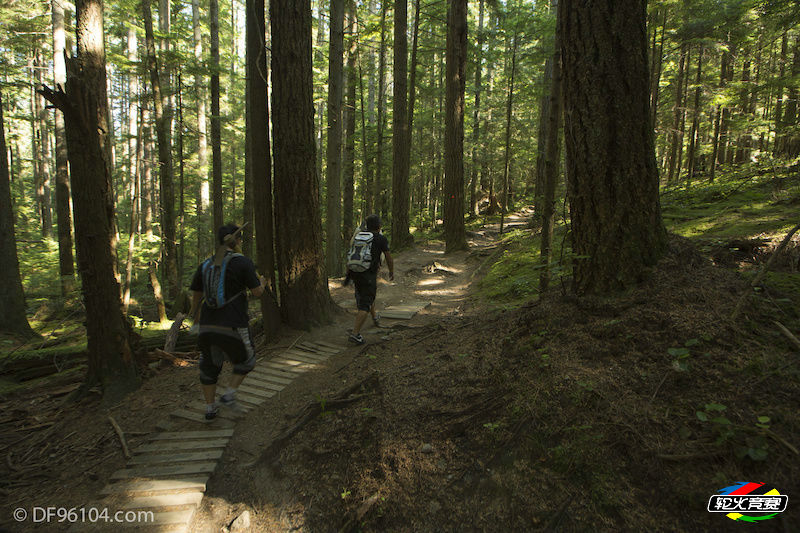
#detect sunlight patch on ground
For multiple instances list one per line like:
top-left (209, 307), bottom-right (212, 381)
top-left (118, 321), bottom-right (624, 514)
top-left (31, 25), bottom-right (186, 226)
top-left (413, 286), bottom-right (468, 297)
top-left (417, 278), bottom-right (445, 287)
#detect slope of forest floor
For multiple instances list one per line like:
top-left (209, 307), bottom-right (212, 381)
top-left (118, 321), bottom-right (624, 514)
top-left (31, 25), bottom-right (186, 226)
top-left (0, 165), bottom-right (798, 532)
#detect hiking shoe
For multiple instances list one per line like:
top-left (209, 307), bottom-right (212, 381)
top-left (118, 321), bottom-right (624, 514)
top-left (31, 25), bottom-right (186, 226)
top-left (205, 405), bottom-right (219, 420)
top-left (372, 312), bottom-right (381, 327)
top-left (348, 333), bottom-right (365, 345)
top-left (219, 393), bottom-right (245, 413)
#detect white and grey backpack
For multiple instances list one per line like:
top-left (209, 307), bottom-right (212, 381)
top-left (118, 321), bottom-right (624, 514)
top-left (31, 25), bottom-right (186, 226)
top-left (346, 231), bottom-right (375, 272)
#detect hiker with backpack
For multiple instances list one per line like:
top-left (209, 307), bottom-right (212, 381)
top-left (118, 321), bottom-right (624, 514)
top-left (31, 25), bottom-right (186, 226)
top-left (345, 214), bottom-right (394, 345)
top-left (188, 223), bottom-right (265, 420)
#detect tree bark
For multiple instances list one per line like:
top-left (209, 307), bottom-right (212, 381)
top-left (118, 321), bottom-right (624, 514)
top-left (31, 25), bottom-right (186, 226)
top-left (247, 0), bottom-right (280, 338)
top-left (270, 0), bottom-right (334, 328)
top-left (375, 1), bottom-right (387, 219)
top-left (391, 0), bottom-right (412, 249)
top-left (192, 0), bottom-right (210, 257)
top-left (38, 0), bottom-right (140, 402)
top-left (560, 0), bottom-right (666, 294)
top-left (143, 0), bottom-right (179, 301)
top-left (123, 107), bottom-right (142, 315)
top-left (0, 86), bottom-right (34, 337)
top-left (686, 46), bottom-right (703, 186)
top-left (53, 0), bottom-right (76, 295)
top-left (773, 31), bottom-right (787, 156)
top-left (540, 0), bottom-right (562, 291)
top-left (499, 34), bottom-right (517, 235)
top-left (326, 0), bottom-right (344, 277)
top-left (469, 0), bottom-right (485, 216)
top-left (343, 0), bottom-right (357, 244)
top-left (35, 47), bottom-right (54, 240)
top-left (211, 0), bottom-right (224, 231)
top-left (443, 0), bottom-right (468, 253)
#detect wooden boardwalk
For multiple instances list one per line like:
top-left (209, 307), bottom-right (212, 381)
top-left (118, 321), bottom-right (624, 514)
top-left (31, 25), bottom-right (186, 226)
top-left (75, 340), bottom-right (342, 532)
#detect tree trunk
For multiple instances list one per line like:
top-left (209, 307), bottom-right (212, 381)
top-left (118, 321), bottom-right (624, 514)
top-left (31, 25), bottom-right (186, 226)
top-left (343, 1), bottom-right (357, 244)
top-left (192, 0), bottom-right (210, 257)
top-left (247, 0), bottom-right (280, 338)
top-left (560, 0), bottom-right (666, 294)
top-left (667, 46), bottom-right (686, 183)
top-left (38, 0), bottom-right (140, 402)
top-left (143, 0), bottom-right (179, 301)
top-left (391, 0), bottom-right (412, 249)
top-left (773, 31), bottom-right (787, 156)
top-left (406, 0), bottom-right (421, 211)
top-left (35, 47), bottom-right (54, 240)
top-left (375, 1), bottom-right (387, 218)
top-left (141, 101), bottom-right (154, 237)
top-left (177, 72), bottom-right (185, 286)
top-left (53, 0), bottom-right (76, 295)
top-left (123, 107), bottom-right (142, 316)
top-left (443, 0), bottom-right (467, 253)
top-left (0, 86), bottom-right (34, 337)
top-left (149, 261), bottom-right (167, 322)
top-left (686, 46), bottom-right (703, 186)
top-left (210, 0), bottom-right (224, 231)
top-left (540, 0), bottom-right (562, 291)
top-left (499, 34), bottom-right (517, 235)
top-left (783, 37), bottom-right (800, 157)
top-left (325, 0), bottom-right (344, 277)
top-left (270, 0), bottom-right (333, 328)
top-left (469, 0), bottom-right (484, 216)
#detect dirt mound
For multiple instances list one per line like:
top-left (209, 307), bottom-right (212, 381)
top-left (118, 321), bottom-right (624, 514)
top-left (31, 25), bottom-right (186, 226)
top-left (228, 236), bottom-right (799, 531)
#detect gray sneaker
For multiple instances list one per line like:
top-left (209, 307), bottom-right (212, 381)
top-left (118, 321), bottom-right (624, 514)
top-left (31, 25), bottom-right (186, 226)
top-left (348, 333), bottom-right (365, 345)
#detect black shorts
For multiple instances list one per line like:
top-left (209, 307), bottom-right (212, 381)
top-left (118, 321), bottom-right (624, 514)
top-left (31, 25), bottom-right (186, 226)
top-left (351, 270), bottom-right (377, 312)
top-left (197, 328), bottom-right (256, 385)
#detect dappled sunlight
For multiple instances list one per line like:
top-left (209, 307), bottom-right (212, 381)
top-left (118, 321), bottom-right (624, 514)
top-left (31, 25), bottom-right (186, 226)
top-left (417, 278), bottom-right (445, 287)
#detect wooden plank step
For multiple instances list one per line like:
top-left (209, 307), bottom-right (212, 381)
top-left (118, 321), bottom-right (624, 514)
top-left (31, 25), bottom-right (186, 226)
top-left (298, 342), bottom-right (338, 355)
top-left (119, 492), bottom-right (204, 509)
top-left (169, 409), bottom-right (235, 427)
top-left (128, 450), bottom-right (224, 466)
top-left (293, 344), bottom-right (333, 356)
top-left (237, 384), bottom-right (276, 399)
top-left (100, 478), bottom-right (208, 496)
top-left (232, 391), bottom-right (265, 407)
top-left (282, 350), bottom-right (328, 363)
top-left (264, 361), bottom-right (307, 373)
top-left (116, 509), bottom-right (195, 527)
top-left (249, 368), bottom-right (294, 383)
top-left (313, 340), bottom-right (344, 351)
top-left (149, 430), bottom-right (233, 441)
top-left (111, 462), bottom-right (217, 480)
top-left (136, 439), bottom-right (230, 454)
top-left (243, 376), bottom-right (285, 391)
top-left (270, 357), bottom-right (318, 369)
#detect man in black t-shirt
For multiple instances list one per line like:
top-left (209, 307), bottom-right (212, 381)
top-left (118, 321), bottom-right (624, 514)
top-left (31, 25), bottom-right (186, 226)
top-left (189, 224), bottom-right (264, 419)
top-left (348, 214), bottom-right (394, 345)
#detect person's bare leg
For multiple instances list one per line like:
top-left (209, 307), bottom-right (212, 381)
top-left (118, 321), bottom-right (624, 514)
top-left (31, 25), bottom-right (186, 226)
top-left (202, 384), bottom-right (216, 405)
top-left (353, 310), bottom-right (369, 335)
top-left (228, 373), bottom-right (246, 390)
top-left (369, 303), bottom-right (377, 321)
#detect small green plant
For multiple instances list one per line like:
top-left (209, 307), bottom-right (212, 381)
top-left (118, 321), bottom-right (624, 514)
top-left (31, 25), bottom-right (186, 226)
top-left (696, 405), bottom-right (772, 461)
top-left (669, 338), bottom-right (704, 371)
top-left (483, 421), bottom-right (501, 432)
top-left (341, 488), bottom-right (351, 499)
top-left (539, 352), bottom-right (550, 368)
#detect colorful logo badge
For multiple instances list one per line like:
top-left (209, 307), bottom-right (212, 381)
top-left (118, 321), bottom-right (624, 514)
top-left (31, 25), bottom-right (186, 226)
top-left (708, 482), bottom-right (788, 522)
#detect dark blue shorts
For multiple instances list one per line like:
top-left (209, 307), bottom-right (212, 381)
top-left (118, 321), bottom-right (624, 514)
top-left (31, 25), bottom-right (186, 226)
top-left (351, 271), bottom-right (377, 312)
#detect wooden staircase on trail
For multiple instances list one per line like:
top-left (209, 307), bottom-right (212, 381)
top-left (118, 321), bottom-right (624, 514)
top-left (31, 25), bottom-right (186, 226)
top-left (73, 340), bottom-right (342, 532)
